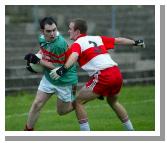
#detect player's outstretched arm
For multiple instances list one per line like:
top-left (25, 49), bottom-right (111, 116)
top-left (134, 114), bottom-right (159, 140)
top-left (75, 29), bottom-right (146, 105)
top-left (115, 37), bottom-right (145, 48)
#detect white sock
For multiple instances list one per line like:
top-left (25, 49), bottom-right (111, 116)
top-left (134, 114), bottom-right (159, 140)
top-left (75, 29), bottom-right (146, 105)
top-left (80, 122), bottom-right (90, 131)
top-left (123, 120), bottom-right (134, 131)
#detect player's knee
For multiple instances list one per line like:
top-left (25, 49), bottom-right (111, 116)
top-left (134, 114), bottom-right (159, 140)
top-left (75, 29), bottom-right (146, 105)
top-left (57, 108), bottom-right (69, 116)
top-left (107, 96), bottom-right (117, 106)
top-left (75, 97), bottom-right (84, 104)
top-left (57, 110), bottom-right (68, 116)
top-left (57, 110), bottom-right (65, 116)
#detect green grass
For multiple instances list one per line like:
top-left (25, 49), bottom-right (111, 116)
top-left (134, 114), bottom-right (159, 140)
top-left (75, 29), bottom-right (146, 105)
top-left (5, 85), bottom-right (155, 131)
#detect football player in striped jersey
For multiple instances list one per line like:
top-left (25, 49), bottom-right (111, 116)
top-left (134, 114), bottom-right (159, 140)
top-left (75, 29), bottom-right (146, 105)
top-left (50, 18), bottom-right (145, 131)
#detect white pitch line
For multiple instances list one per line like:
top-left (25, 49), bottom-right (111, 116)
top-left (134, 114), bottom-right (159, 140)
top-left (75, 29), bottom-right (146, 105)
top-left (6, 99), bottom-right (154, 119)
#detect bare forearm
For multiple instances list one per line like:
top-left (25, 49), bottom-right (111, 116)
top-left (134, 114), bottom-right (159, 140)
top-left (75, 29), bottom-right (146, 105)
top-left (39, 60), bottom-right (55, 70)
top-left (65, 52), bottom-right (79, 69)
top-left (36, 50), bottom-right (55, 70)
top-left (115, 37), bottom-right (135, 45)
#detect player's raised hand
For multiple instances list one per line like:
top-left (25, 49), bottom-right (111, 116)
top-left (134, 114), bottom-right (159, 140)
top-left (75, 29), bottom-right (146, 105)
top-left (134, 40), bottom-right (145, 48)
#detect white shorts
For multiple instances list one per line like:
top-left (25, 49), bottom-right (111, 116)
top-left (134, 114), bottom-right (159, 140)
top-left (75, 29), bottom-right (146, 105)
top-left (38, 76), bottom-right (75, 102)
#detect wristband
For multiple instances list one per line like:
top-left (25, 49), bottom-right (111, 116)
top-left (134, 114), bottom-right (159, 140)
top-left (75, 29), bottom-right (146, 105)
top-left (56, 65), bottom-right (68, 76)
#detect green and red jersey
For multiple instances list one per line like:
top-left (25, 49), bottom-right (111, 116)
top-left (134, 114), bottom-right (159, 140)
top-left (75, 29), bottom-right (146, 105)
top-left (38, 34), bottom-right (78, 86)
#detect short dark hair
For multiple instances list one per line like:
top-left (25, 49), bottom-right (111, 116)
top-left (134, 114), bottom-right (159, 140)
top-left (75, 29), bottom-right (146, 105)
top-left (71, 18), bottom-right (87, 34)
top-left (39, 17), bottom-right (57, 29)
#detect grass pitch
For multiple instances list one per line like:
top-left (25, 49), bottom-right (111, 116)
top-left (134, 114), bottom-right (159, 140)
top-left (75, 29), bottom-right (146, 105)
top-left (5, 85), bottom-right (155, 131)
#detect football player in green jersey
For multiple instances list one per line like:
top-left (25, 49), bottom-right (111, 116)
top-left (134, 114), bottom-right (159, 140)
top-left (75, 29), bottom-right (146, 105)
top-left (24, 17), bottom-right (78, 131)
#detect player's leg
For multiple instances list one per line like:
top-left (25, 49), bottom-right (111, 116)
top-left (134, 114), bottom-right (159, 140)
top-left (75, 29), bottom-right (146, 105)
top-left (56, 98), bottom-right (74, 115)
top-left (106, 95), bottom-right (134, 131)
top-left (55, 85), bottom-right (77, 115)
top-left (24, 76), bottom-right (54, 131)
top-left (74, 86), bottom-right (100, 131)
top-left (25, 90), bottom-right (52, 131)
top-left (77, 86), bottom-right (100, 102)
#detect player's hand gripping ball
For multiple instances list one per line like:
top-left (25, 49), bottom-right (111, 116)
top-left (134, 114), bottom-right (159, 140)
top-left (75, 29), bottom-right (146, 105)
top-left (24, 53), bottom-right (44, 73)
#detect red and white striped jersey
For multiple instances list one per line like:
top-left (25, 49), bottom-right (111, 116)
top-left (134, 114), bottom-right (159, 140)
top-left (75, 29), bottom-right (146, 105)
top-left (70, 34), bottom-right (118, 76)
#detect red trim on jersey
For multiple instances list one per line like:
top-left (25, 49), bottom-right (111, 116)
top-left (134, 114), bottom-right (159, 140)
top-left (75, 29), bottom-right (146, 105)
top-left (65, 46), bottom-right (78, 62)
top-left (70, 43), bottom-right (81, 55)
top-left (48, 59), bottom-right (65, 64)
top-left (78, 45), bottom-right (108, 67)
top-left (40, 47), bottom-right (65, 58)
top-left (40, 47), bottom-right (65, 64)
top-left (101, 36), bottom-right (115, 50)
